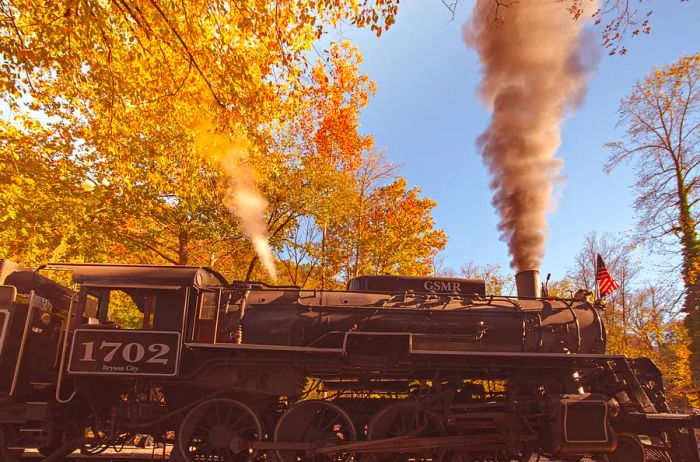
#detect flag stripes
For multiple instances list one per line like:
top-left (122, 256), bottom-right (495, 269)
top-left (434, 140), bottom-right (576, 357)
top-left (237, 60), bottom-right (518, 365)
top-left (596, 254), bottom-right (619, 297)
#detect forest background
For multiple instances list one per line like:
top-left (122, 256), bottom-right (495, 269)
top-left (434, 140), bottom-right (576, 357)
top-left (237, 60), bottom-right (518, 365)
top-left (0, 1), bottom-right (697, 406)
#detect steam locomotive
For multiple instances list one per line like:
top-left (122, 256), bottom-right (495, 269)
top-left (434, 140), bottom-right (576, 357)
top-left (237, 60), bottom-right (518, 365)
top-left (0, 258), bottom-right (698, 462)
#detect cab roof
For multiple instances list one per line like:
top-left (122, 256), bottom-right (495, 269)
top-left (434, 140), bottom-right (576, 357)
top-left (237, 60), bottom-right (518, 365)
top-left (45, 263), bottom-right (227, 289)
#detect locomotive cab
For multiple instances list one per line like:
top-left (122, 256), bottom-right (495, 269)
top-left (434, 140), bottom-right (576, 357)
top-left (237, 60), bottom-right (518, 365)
top-left (46, 263), bottom-right (228, 378)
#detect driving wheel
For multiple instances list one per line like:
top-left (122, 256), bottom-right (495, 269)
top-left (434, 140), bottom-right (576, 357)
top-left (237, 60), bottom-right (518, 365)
top-left (176, 398), bottom-right (264, 462)
top-left (366, 401), bottom-right (447, 462)
top-left (274, 400), bottom-right (357, 462)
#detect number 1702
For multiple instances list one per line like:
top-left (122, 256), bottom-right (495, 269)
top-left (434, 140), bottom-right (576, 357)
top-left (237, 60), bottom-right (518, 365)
top-left (80, 341), bottom-right (170, 364)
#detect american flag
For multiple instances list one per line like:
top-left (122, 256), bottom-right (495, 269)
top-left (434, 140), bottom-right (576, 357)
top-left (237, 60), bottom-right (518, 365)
top-left (596, 254), bottom-right (619, 297)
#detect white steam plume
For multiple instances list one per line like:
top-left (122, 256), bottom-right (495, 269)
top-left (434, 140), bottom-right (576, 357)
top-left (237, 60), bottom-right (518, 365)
top-left (195, 123), bottom-right (277, 280)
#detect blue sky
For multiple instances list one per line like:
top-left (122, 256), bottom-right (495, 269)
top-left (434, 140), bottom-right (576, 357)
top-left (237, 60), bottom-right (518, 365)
top-left (327, 0), bottom-right (700, 280)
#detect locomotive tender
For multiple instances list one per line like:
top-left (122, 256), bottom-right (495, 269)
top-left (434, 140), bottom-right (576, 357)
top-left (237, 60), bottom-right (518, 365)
top-left (0, 259), bottom-right (698, 462)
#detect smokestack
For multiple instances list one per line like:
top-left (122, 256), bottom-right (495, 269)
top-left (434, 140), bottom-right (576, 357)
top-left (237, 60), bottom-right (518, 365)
top-left (516, 270), bottom-right (541, 298)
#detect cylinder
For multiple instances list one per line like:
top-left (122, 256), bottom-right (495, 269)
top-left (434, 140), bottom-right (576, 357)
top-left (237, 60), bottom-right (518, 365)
top-left (515, 270), bottom-right (541, 298)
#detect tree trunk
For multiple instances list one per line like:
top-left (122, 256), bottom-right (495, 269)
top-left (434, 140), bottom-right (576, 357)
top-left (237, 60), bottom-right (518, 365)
top-left (621, 267), bottom-right (627, 353)
top-left (676, 171), bottom-right (700, 393)
top-left (353, 193), bottom-right (365, 280)
top-left (321, 223), bottom-right (327, 290)
top-left (679, 200), bottom-right (700, 390)
top-left (178, 230), bottom-right (189, 266)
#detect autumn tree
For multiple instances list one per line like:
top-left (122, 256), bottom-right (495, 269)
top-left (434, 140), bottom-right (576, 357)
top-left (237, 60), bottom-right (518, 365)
top-left (459, 261), bottom-right (514, 295)
top-left (624, 283), bottom-right (694, 405)
top-left (266, 44), bottom-right (446, 288)
top-left (0, 32), bottom-right (446, 291)
top-left (344, 151), bottom-right (400, 279)
top-left (0, 0), bottom-right (453, 322)
top-left (431, 253), bottom-right (457, 278)
top-left (567, 232), bottom-right (639, 294)
top-left (0, 117), bottom-right (108, 265)
top-left (567, 231), bottom-right (695, 405)
top-left (275, 153), bottom-right (447, 289)
top-left (350, 178), bottom-right (447, 278)
top-left (455, 260), bottom-right (571, 297)
top-left (567, 231), bottom-right (641, 351)
top-left (0, 0), bottom-right (400, 115)
top-left (0, 0), bottom-right (447, 294)
top-left (270, 42), bottom-right (376, 287)
top-left (279, 161), bottom-right (448, 289)
top-left (0, 0), bottom-right (400, 268)
top-left (605, 54), bottom-right (700, 386)
top-left (545, 278), bottom-right (577, 299)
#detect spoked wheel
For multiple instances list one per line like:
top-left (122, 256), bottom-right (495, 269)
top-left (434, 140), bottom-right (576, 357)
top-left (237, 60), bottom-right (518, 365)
top-left (274, 399), bottom-right (357, 462)
top-left (0, 425), bottom-right (22, 462)
top-left (176, 398), bottom-right (264, 462)
top-left (366, 402), bottom-right (447, 462)
top-left (609, 433), bottom-right (646, 462)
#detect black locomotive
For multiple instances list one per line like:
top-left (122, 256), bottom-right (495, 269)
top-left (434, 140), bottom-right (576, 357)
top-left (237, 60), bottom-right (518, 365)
top-left (0, 259), bottom-right (698, 461)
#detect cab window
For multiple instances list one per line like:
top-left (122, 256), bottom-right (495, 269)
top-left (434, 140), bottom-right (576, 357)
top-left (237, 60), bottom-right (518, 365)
top-left (107, 290), bottom-right (144, 329)
top-left (193, 290), bottom-right (220, 343)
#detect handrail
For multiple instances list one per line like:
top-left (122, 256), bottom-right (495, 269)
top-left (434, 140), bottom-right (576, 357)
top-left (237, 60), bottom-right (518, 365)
top-left (55, 294), bottom-right (78, 403)
top-left (9, 291), bottom-right (35, 396)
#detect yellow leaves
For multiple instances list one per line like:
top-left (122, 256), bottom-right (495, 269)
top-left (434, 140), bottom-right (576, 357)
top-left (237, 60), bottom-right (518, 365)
top-left (192, 118), bottom-right (277, 278)
top-left (641, 53), bottom-right (700, 103)
top-left (328, 171), bottom-right (447, 278)
top-left (0, 0), bottom-right (446, 288)
top-left (602, 282), bottom-right (697, 406)
top-left (292, 41), bottom-right (376, 172)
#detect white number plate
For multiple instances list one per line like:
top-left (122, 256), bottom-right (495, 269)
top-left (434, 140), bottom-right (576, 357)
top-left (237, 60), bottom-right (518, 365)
top-left (68, 329), bottom-right (180, 376)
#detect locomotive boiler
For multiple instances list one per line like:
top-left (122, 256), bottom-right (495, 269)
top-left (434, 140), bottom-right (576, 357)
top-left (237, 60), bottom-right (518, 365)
top-left (0, 259), bottom-right (698, 462)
